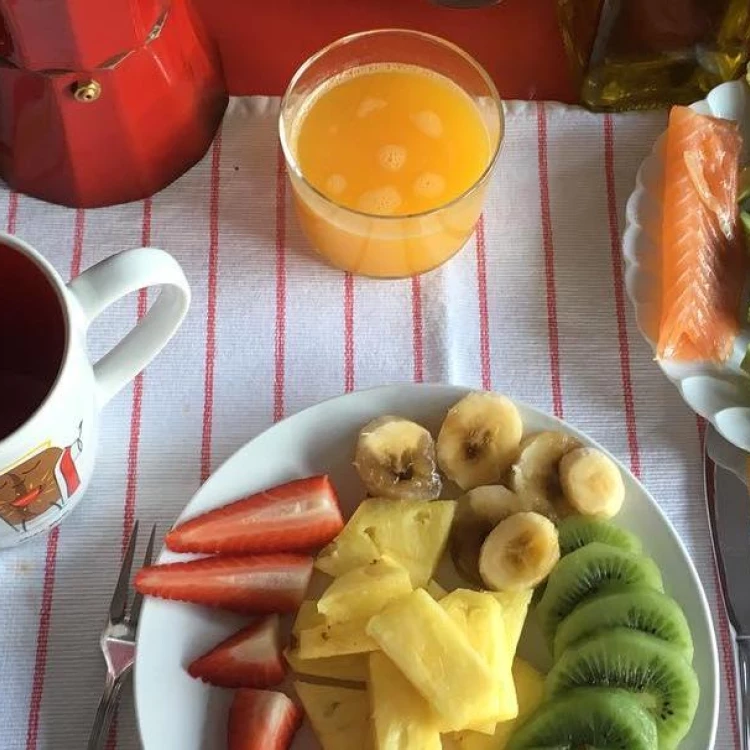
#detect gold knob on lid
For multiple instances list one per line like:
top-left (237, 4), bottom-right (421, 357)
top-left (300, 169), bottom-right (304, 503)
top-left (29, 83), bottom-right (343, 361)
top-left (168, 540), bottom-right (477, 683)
top-left (73, 80), bottom-right (101, 102)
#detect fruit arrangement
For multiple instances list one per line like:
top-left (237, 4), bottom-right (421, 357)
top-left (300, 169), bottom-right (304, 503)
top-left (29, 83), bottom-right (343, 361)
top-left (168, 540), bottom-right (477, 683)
top-left (135, 391), bottom-right (699, 750)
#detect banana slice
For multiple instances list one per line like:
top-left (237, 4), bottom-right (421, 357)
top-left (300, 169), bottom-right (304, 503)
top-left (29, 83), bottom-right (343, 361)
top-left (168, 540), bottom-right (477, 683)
top-left (451, 486), bottom-right (527, 586)
top-left (478, 511), bottom-right (560, 591)
top-left (559, 447), bottom-right (625, 518)
top-left (436, 392), bottom-right (523, 490)
top-left (509, 431), bottom-right (581, 519)
top-left (354, 416), bottom-right (441, 500)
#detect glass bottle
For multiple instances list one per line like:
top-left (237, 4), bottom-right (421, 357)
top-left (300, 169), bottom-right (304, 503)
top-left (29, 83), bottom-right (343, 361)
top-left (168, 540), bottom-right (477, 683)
top-left (558, 0), bottom-right (750, 110)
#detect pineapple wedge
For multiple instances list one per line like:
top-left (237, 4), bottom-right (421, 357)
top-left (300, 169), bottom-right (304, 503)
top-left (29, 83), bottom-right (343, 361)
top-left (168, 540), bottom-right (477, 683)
top-left (295, 681), bottom-right (373, 750)
top-left (316, 499), bottom-right (456, 587)
top-left (317, 556), bottom-right (412, 623)
top-left (293, 600), bottom-right (325, 634)
top-left (490, 590), bottom-right (532, 656)
top-left (366, 589), bottom-right (497, 731)
top-left (425, 579), bottom-right (449, 600)
top-left (369, 651), bottom-right (441, 750)
top-left (440, 590), bottom-right (517, 731)
top-left (450, 659), bottom-right (545, 750)
top-left (298, 617), bottom-right (379, 659)
top-left (284, 646), bottom-right (368, 682)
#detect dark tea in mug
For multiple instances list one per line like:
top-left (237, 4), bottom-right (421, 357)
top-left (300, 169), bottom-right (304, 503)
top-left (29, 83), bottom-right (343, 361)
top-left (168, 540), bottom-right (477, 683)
top-left (0, 243), bottom-right (66, 440)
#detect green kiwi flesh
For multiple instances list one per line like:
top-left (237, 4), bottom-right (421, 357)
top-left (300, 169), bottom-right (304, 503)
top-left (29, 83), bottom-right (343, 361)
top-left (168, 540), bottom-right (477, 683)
top-left (536, 542), bottom-right (664, 642)
top-left (506, 687), bottom-right (658, 750)
top-left (553, 588), bottom-right (694, 661)
top-left (546, 628), bottom-right (699, 750)
top-left (557, 515), bottom-right (643, 557)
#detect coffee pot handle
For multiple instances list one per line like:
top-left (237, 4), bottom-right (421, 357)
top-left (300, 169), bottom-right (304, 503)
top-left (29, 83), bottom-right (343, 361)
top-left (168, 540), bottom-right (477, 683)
top-left (67, 248), bottom-right (191, 407)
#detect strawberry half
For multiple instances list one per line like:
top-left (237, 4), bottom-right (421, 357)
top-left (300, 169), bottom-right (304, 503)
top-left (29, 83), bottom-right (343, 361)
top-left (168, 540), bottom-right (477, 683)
top-left (228, 689), bottom-right (303, 750)
top-left (165, 475), bottom-right (344, 555)
top-left (134, 554), bottom-right (312, 614)
top-left (188, 615), bottom-right (285, 688)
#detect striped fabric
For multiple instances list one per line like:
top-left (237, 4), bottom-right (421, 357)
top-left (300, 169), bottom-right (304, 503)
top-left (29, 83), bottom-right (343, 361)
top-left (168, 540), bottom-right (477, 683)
top-left (0, 97), bottom-right (737, 749)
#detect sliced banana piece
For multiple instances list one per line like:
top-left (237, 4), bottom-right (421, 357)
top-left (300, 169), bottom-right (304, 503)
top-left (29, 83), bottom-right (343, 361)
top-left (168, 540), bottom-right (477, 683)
top-left (437, 392), bottom-right (523, 491)
top-left (451, 485), bottom-right (526, 586)
top-left (559, 447), bottom-right (625, 518)
top-left (509, 431), bottom-right (581, 519)
top-left (478, 511), bottom-right (560, 591)
top-left (353, 416), bottom-right (441, 500)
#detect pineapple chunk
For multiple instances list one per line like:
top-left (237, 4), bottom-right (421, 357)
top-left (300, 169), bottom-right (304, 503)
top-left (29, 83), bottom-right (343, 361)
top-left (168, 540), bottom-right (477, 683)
top-left (450, 659), bottom-right (545, 750)
top-left (440, 590), bottom-right (517, 731)
top-left (293, 600), bottom-right (325, 634)
top-left (317, 556), bottom-right (412, 623)
top-left (425, 579), bottom-right (448, 600)
top-left (366, 589), bottom-right (497, 731)
top-left (295, 681), bottom-right (373, 750)
top-left (298, 617), bottom-right (379, 659)
top-left (284, 646), bottom-right (368, 682)
top-left (490, 590), bottom-right (532, 656)
top-left (369, 651), bottom-right (441, 750)
top-left (316, 499), bottom-right (456, 587)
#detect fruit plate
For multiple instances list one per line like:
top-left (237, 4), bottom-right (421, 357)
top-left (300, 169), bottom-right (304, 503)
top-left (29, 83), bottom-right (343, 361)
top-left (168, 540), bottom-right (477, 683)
top-left (134, 383), bottom-right (719, 749)
top-left (623, 79), bottom-right (750, 451)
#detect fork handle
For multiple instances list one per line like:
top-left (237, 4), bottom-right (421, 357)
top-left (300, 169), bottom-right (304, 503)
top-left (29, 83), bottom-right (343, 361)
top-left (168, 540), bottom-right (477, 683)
top-left (86, 673), bottom-right (126, 750)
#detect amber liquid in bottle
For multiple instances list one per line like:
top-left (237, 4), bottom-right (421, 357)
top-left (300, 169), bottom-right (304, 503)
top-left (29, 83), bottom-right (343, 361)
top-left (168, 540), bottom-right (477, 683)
top-left (559, 0), bottom-right (750, 111)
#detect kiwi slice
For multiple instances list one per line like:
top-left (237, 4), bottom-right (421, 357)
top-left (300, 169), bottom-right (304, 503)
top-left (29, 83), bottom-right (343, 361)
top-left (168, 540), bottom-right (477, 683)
top-left (553, 588), bottom-right (694, 661)
top-left (557, 515), bottom-right (642, 557)
top-left (536, 542), bottom-right (663, 642)
top-left (546, 628), bottom-right (699, 749)
top-left (507, 687), bottom-right (658, 750)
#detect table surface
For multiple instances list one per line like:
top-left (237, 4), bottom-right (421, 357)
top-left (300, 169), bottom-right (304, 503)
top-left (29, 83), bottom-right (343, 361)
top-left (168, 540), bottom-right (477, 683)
top-left (0, 97), bottom-right (738, 749)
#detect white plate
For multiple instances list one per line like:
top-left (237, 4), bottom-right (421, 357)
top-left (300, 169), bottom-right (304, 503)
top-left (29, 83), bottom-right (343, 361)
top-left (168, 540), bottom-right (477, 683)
top-left (135, 383), bottom-right (719, 749)
top-left (623, 79), bottom-right (750, 451)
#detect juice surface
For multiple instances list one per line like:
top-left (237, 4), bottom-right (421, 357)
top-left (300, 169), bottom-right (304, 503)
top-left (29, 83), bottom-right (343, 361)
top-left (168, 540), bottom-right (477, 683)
top-left (294, 64), bottom-right (492, 216)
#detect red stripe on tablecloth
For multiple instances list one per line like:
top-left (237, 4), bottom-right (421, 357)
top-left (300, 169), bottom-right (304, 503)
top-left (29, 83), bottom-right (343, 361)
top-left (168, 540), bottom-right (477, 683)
top-left (104, 198), bottom-right (154, 750)
top-left (344, 273), bottom-right (355, 393)
top-left (26, 209), bottom-right (86, 750)
top-left (71, 210), bottom-right (85, 277)
top-left (475, 214), bottom-right (492, 390)
top-left (412, 277), bottom-right (424, 383)
top-left (122, 199), bottom-right (152, 547)
top-left (6, 191), bottom-right (18, 233)
top-left (201, 134), bottom-right (223, 481)
top-left (274, 144), bottom-right (287, 422)
top-left (536, 102), bottom-right (563, 418)
top-left (699, 418), bottom-right (741, 750)
top-left (25, 528), bottom-right (60, 750)
top-left (603, 116), bottom-right (641, 477)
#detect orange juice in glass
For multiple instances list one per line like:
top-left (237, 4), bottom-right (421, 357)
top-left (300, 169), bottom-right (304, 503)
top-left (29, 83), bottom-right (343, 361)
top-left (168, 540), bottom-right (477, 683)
top-left (279, 30), bottom-right (503, 278)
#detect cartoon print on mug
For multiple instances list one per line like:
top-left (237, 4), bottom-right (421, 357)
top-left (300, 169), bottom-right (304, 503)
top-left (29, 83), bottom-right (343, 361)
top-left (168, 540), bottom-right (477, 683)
top-left (0, 421), bottom-right (83, 532)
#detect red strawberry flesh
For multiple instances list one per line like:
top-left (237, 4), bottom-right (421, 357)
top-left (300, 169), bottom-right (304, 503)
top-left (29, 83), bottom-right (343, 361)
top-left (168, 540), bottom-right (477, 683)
top-left (165, 475), bottom-right (344, 555)
top-left (134, 554), bottom-right (312, 614)
top-left (188, 615), bottom-right (286, 688)
top-left (228, 688), bottom-right (303, 750)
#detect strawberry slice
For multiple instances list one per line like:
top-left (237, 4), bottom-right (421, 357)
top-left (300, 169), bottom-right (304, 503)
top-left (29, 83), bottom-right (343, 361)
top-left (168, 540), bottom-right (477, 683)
top-left (165, 475), bottom-right (344, 555)
top-left (228, 689), bottom-right (303, 750)
top-left (134, 554), bottom-right (312, 614)
top-left (188, 615), bottom-right (285, 688)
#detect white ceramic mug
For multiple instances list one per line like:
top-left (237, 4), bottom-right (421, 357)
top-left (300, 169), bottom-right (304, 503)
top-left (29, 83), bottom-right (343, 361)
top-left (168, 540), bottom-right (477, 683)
top-left (0, 232), bottom-right (190, 548)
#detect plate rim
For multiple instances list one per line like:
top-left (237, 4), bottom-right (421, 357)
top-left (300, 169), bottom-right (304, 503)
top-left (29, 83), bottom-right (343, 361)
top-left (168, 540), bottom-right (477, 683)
top-left (134, 382), bottom-right (720, 749)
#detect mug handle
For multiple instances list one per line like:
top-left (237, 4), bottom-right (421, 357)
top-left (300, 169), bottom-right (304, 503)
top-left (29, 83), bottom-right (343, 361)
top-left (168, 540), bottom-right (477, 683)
top-left (67, 247), bottom-right (191, 407)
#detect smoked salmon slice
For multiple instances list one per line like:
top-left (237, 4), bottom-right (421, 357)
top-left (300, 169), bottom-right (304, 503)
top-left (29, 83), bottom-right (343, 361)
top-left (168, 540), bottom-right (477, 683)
top-left (657, 105), bottom-right (745, 363)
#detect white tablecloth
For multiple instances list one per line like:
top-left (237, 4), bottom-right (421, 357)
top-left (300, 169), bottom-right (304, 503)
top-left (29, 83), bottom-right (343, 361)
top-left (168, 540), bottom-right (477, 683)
top-left (0, 97), bottom-right (736, 749)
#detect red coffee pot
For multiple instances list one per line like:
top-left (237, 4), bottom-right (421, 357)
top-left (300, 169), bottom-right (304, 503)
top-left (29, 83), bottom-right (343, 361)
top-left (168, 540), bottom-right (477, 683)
top-left (0, 0), bottom-right (227, 208)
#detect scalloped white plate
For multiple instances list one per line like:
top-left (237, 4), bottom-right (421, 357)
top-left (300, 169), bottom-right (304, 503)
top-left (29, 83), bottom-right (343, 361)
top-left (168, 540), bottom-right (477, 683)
top-left (134, 384), bottom-right (718, 750)
top-left (624, 80), bottom-right (750, 451)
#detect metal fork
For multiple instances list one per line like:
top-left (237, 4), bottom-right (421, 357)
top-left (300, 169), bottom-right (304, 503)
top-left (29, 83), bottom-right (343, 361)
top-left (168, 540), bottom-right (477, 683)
top-left (87, 521), bottom-right (157, 750)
